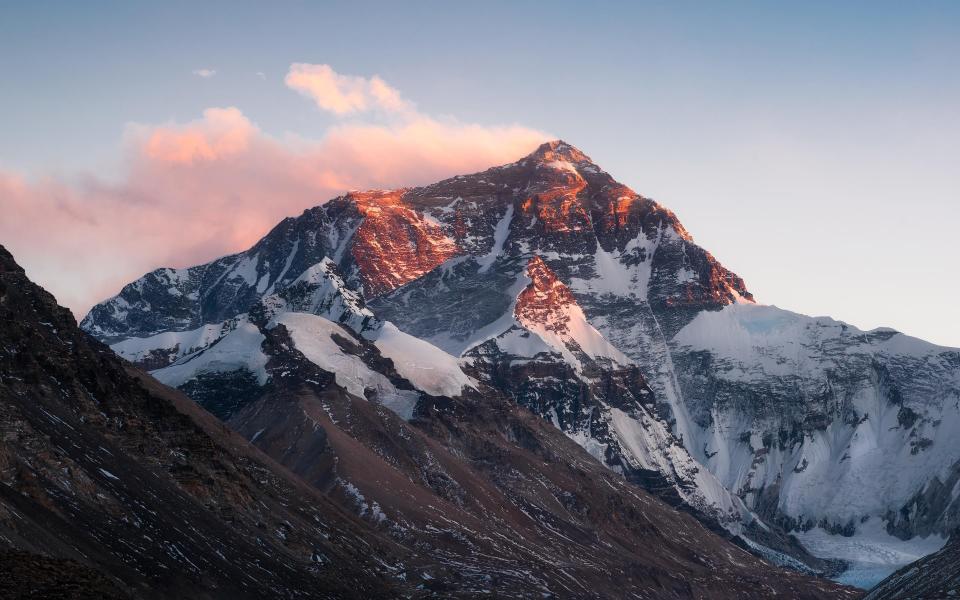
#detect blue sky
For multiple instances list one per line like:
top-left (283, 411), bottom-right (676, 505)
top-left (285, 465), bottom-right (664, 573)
top-left (1, 1), bottom-right (959, 345)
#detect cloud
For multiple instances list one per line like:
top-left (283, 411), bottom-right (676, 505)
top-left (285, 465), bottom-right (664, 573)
top-left (192, 68), bottom-right (217, 78)
top-left (138, 107), bottom-right (255, 164)
top-left (285, 63), bottom-right (412, 115)
top-left (0, 65), bottom-right (548, 319)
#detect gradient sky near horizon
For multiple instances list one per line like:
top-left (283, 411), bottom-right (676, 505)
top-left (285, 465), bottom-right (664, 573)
top-left (1, 1), bottom-right (958, 345)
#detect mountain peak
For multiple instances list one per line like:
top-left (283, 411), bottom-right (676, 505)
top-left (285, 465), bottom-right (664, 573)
top-left (526, 139), bottom-right (593, 165)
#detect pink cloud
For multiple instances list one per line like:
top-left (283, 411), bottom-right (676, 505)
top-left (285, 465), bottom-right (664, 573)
top-left (0, 74), bottom-right (548, 319)
top-left (140, 107), bottom-right (255, 164)
top-left (284, 63), bottom-right (413, 115)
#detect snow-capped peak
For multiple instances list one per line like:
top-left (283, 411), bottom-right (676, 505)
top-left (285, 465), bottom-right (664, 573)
top-left (524, 139), bottom-right (594, 167)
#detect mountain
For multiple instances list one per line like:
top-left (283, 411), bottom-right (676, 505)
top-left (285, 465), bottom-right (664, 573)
top-left (3, 245), bottom-right (859, 598)
top-left (82, 140), bottom-right (960, 588)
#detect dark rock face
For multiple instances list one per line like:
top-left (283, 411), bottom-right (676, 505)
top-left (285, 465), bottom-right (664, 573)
top-left (0, 551), bottom-right (130, 599)
top-left (865, 534), bottom-right (960, 599)
top-left (346, 189), bottom-right (461, 296)
top-left (178, 368), bottom-right (263, 421)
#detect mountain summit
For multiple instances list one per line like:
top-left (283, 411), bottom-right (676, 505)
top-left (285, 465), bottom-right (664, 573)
top-left (525, 139), bottom-right (595, 163)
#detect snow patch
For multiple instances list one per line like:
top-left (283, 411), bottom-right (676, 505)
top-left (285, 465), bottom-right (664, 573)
top-left (272, 313), bottom-right (420, 419)
top-left (230, 254), bottom-right (260, 285)
top-left (153, 319), bottom-right (269, 387)
top-left (543, 160), bottom-right (579, 175)
top-left (112, 322), bottom-right (236, 365)
top-left (371, 322), bottom-right (475, 398)
top-left (98, 468), bottom-right (120, 481)
top-left (477, 204), bottom-right (514, 274)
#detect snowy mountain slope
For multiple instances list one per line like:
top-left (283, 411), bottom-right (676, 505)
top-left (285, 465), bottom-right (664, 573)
top-left (80, 188), bottom-right (459, 343)
top-left (151, 317), bottom-right (269, 388)
top-left (511, 255), bottom-right (631, 371)
top-left (671, 304), bottom-right (960, 556)
top-left (373, 321), bottom-right (475, 398)
top-left (271, 257), bottom-right (377, 333)
top-left (110, 316), bottom-right (245, 370)
top-left (108, 257), bottom-right (472, 422)
top-left (460, 254), bottom-right (757, 535)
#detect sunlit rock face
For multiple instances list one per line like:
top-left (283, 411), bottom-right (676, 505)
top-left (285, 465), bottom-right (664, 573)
top-left (83, 140), bottom-right (960, 583)
top-left (347, 189), bottom-right (461, 297)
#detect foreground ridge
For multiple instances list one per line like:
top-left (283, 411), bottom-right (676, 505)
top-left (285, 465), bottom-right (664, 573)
top-left (0, 245), bottom-right (401, 598)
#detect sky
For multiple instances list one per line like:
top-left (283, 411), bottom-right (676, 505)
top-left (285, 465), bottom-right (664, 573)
top-left (1, 1), bottom-right (958, 346)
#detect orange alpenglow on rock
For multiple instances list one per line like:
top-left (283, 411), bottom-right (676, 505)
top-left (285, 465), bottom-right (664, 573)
top-left (514, 255), bottom-right (577, 335)
top-left (348, 189), bottom-right (460, 297)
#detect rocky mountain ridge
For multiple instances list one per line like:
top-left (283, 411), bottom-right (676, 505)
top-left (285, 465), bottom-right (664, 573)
top-left (0, 245), bottom-right (403, 598)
